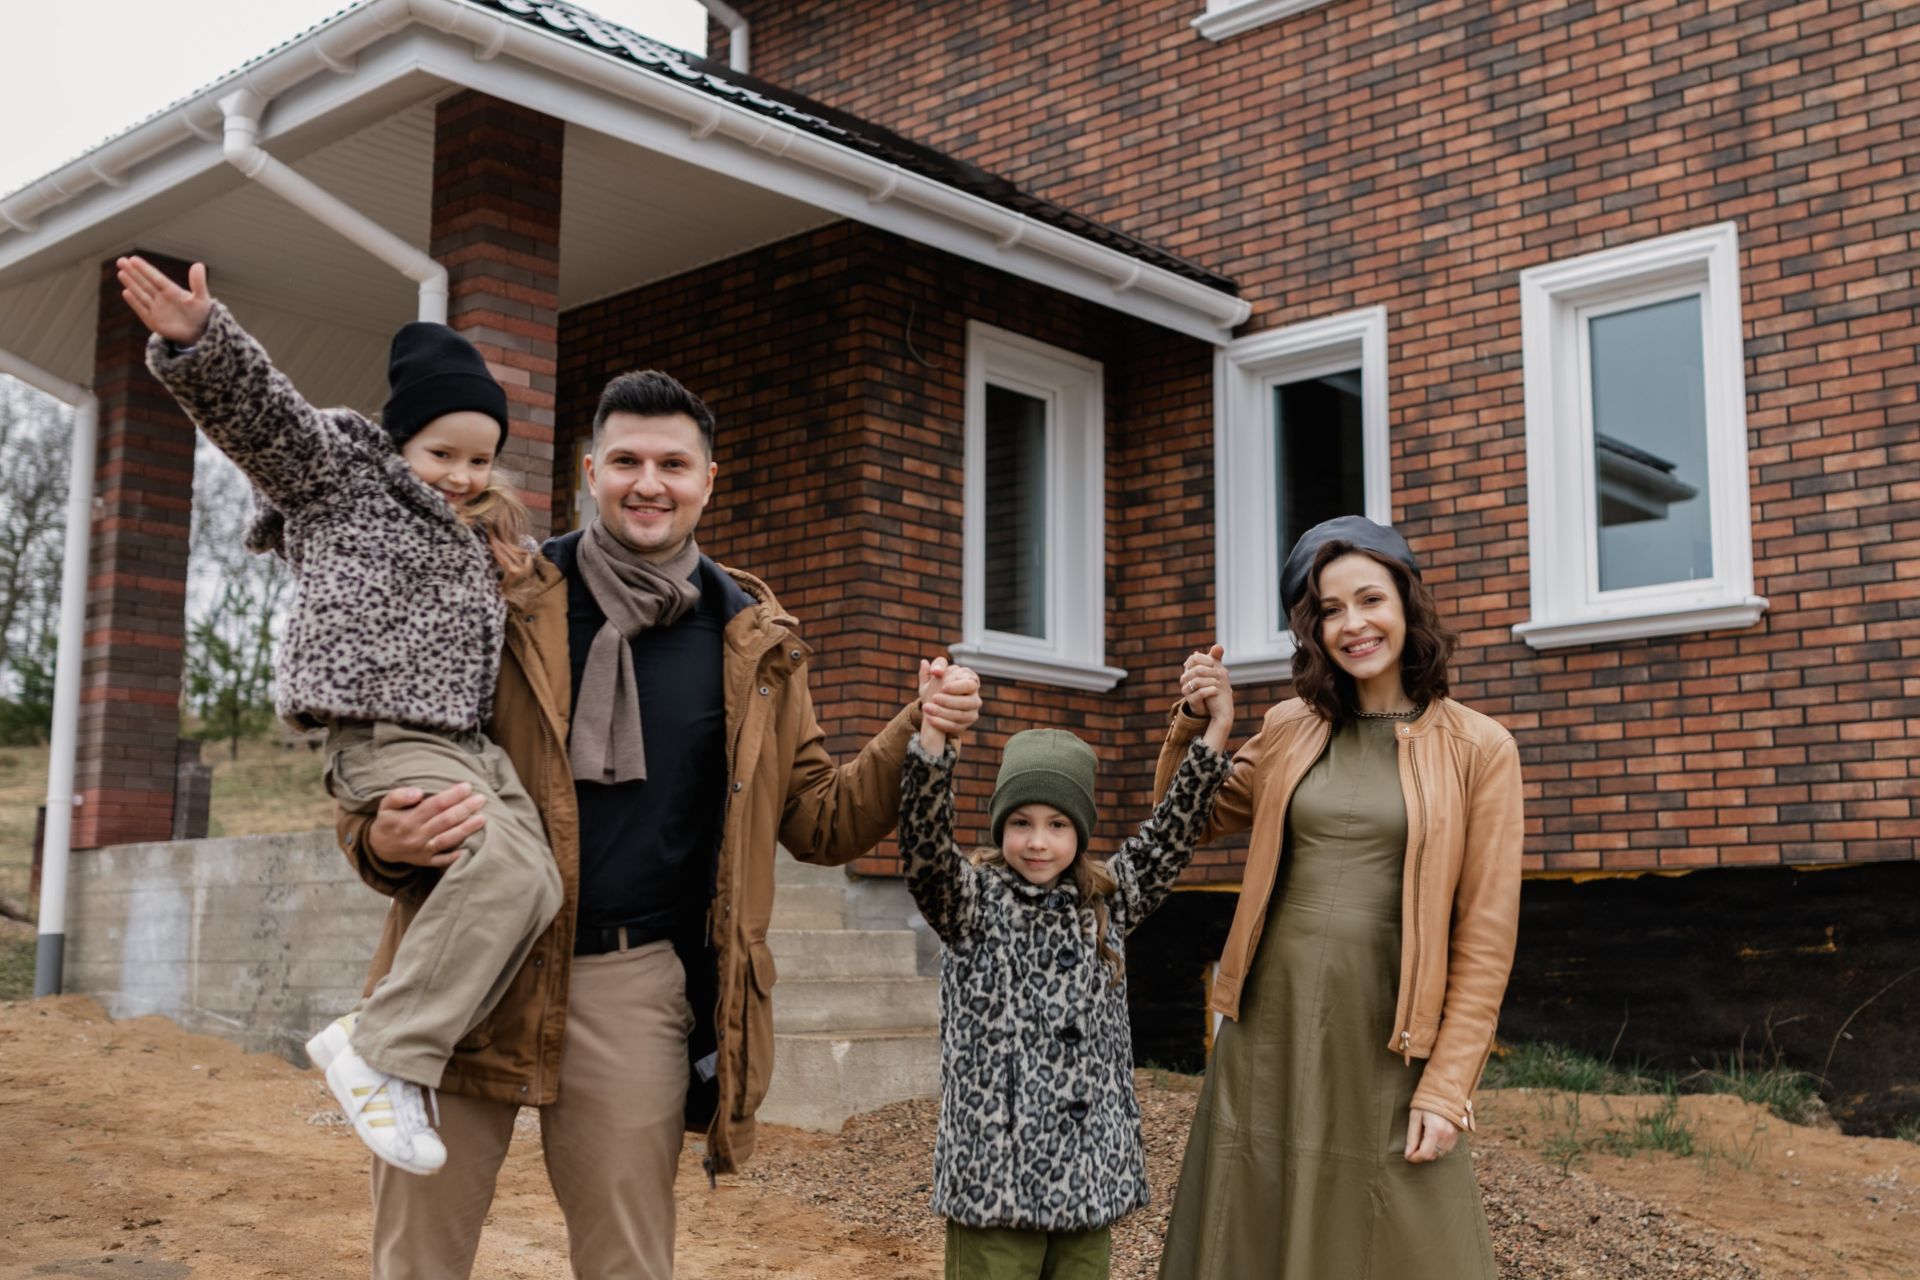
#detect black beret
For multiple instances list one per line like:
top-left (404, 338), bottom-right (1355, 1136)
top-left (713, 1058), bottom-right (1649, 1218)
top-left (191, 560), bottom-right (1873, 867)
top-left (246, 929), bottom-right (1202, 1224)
top-left (1280, 515), bottom-right (1421, 619)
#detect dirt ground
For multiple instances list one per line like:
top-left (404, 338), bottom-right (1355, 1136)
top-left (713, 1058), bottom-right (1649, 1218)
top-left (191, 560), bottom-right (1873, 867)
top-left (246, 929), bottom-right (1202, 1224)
top-left (3, 996), bottom-right (1915, 1280)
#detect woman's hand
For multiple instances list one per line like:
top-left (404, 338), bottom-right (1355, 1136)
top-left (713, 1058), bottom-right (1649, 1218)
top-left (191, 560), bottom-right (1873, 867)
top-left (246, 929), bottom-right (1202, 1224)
top-left (918, 657), bottom-right (981, 753)
top-left (362, 783), bottom-right (488, 869)
top-left (1404, 1107), bottom-right (1460, 1163)
top-left (116, 256), bottom-right (213, 347)
top-left (1181, 644), bottom-right (1234, 753)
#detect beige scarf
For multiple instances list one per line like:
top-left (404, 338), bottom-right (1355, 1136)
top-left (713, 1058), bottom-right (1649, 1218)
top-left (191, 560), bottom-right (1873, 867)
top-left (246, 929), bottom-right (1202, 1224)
top-left (569, 519), bottom-right (701, 784)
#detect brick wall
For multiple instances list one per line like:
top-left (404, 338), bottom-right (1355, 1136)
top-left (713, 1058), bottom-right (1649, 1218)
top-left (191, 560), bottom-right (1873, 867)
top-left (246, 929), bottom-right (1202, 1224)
top-left (558, 223), bottom-right (1226, 875)
top-left (722, 0), bottom-right (1920, 873)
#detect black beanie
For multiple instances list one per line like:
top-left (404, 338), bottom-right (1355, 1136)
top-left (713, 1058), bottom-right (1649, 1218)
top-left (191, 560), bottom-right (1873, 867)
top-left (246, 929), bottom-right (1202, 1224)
top-left (381, 322), bottom-right (510, 453)
top-left (1280, 515), bottom-right (1421, 619)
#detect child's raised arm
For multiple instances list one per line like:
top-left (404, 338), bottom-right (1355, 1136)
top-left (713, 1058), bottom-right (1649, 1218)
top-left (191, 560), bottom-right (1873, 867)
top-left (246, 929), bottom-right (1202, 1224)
top-left (1108, 651), bottom-right (1237, 934)
top-left (121, 256), bottom-right (361, 515)
top-left (901, 658), bottom-right (983, 946)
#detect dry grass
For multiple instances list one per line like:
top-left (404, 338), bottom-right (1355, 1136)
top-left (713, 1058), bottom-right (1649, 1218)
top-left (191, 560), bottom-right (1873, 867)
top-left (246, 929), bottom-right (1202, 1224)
top-left (0, 737), bottom-right (335, 916)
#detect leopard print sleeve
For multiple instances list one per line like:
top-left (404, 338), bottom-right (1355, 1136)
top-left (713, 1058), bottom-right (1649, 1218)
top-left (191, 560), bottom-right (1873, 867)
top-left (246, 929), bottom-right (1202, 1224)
top-left (1107, 737), bottom-right (1232, 936)
top-left (900, 736), bottom-right (982, 948)
top-left (146, 301), bottom-right (366, 515)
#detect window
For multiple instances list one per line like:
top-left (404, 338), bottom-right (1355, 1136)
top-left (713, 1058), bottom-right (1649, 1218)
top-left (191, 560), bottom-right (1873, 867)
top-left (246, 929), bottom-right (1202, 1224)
top-left (1192, 0), bottom-right (1336, 41)
top-left (1214, 306), bottom-right (1389, 682)
top-left (954, 322), bottom-right (1122, 691)
top-left (1515, 223), bottom-right (1766, 650)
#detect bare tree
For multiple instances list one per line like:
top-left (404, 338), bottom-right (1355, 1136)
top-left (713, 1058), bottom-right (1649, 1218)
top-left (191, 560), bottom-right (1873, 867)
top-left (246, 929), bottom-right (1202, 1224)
top-left (0, 376), bottom-right (72, 740)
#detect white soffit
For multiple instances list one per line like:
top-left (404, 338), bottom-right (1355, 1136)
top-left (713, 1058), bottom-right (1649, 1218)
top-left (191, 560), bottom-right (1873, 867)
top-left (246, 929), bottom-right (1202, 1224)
top-left (558, 123), bottom-right (834, 309)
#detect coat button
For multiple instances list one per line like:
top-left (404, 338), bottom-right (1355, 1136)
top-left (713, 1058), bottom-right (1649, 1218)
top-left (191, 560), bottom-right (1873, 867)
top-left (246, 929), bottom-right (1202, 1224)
top-left (1057, 947), bottom-right (1079, 969)
top-left (759, 686), bottom-right (770, 696)
top-left (731, 781), bottom-right (743, 792)
top-left (518, 1084), bottom-right (528, 1094)
top-left (1059, 1024), bottom-right (1083, 1045)
top-left (1067, 1100), bottom-right (1089, 1121)
top-left (533, 957), bottom-right (544, 969)
top-left (790, 649), bottom-right (801, 661)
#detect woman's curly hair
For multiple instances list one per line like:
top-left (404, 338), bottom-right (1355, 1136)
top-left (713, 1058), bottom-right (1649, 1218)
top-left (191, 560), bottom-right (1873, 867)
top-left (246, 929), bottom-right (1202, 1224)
top-left (1287, 540), bottom-right (1456, 725)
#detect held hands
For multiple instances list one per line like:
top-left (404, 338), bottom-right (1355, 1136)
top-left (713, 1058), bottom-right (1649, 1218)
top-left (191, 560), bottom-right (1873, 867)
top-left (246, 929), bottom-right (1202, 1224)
top-left (917, 657), bottom-right (982, 753)
top-left (1180, 643), bottom-right (1235, 753)
top-left (1405, 1107), bottom-right (1461, 1163)
top-left (116, 256), bottom-right (213, 347)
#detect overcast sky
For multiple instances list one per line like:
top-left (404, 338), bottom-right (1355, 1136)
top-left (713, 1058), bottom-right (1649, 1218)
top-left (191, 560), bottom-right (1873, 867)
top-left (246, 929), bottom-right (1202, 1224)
top-left (0, 0), bottom-right (709, 198)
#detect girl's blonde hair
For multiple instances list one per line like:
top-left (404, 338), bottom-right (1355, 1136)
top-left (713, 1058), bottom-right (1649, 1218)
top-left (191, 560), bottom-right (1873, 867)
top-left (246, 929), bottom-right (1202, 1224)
top-left (459, 480), bottom-right (542, 610)
top-left (967, 843), bottom-right (1125, 985)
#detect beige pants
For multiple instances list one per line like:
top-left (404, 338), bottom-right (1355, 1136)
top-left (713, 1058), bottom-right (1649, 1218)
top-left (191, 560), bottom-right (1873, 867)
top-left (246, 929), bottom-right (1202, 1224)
top-left (325, 720), bottom-right (563, 1087)
top-left (369, 940), bottom-right (695, 1279)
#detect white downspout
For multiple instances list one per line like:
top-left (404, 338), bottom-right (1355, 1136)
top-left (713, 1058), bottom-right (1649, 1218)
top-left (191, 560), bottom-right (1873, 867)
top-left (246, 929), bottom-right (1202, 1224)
top-left (696, 0), bottom-right (750, 73)
top-left (0, 351), bottom-right (97, 998)
top-left (217, 88), bottom-right (448, 322)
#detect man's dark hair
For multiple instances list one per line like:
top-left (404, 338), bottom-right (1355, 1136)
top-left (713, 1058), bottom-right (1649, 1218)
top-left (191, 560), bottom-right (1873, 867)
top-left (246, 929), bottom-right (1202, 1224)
top-left (591, 370), bottom-right (716, 456)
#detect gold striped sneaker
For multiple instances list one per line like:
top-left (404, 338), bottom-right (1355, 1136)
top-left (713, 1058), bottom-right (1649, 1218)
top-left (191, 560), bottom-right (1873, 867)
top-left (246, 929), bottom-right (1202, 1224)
top-left (305, 1013), bottom-right (447, 1176)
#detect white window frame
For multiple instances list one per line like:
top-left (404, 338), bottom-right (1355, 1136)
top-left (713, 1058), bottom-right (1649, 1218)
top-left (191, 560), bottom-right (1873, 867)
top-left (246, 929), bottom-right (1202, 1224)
top-left (952, 322), bottom-right (1124, 692)
top-left (1192, 0), bottom-right (1336, 41)
top-left (1214, 306), bottom-right (1390, 683)
top-left (1514, 222), bottom-right (1766, 651)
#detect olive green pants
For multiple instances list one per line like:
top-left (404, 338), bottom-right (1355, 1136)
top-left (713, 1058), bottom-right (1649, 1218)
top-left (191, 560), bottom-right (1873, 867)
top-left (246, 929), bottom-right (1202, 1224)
top-left (944, 1221), bottom-right (1111, 1280)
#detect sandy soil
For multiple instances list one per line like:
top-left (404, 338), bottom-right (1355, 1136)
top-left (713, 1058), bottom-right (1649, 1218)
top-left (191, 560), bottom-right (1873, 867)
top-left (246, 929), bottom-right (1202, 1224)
top-left (2, 996), bottom-right (1914, 1279)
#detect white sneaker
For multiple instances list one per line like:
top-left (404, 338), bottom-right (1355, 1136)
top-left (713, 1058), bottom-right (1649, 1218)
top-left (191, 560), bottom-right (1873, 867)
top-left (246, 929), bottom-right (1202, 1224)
top-left (305, 1013), bottom-right (447, 1176)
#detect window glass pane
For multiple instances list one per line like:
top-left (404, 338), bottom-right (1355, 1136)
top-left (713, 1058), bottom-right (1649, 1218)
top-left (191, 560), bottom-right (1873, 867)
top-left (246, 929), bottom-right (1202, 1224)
top-left (1588, 295), bottom-right (1713, 592)
top-left (983, 384), bottom-right (1048, 638)
top-left (1274, 370), bottom-right (1366, 628)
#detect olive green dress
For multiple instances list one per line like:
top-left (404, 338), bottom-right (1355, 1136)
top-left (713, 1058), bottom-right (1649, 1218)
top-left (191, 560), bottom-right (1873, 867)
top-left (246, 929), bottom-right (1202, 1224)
top-left (1157, 716), bottom-right (1495, 1279)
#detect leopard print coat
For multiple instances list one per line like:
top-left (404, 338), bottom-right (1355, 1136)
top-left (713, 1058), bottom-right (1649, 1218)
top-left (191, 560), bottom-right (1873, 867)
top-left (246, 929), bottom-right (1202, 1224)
top-left (148, 303), bottom-right (504, 733)
top-left (900, 736), bottom-right (1230, 1232)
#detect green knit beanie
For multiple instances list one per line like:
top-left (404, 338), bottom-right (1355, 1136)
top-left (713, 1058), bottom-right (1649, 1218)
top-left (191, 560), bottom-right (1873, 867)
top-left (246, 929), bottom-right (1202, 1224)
top-left (990, 729), bottom-right (1099, 853)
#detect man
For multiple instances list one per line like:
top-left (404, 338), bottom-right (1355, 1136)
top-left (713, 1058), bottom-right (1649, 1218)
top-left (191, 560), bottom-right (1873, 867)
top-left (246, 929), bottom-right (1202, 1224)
top-left (337, 369), bottom-right (981, 1279)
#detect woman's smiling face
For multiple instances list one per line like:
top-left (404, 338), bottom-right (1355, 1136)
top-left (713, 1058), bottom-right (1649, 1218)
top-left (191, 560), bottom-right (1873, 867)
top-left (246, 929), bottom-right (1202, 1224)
top-left (1315, 551), bottom-right (1407, 689)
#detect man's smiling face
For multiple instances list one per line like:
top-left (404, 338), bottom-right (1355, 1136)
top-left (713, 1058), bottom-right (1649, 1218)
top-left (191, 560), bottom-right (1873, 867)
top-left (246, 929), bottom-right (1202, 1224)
top-left (584, 411), bottom-right (716, 561)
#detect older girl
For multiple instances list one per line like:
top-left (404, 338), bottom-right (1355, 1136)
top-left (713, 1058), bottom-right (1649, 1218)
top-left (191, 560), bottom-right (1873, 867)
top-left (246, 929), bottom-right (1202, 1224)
top-left (1156, 516), bottom-right (1522, 1278)
top-left (902, 656), bottom-right (1234, 1280)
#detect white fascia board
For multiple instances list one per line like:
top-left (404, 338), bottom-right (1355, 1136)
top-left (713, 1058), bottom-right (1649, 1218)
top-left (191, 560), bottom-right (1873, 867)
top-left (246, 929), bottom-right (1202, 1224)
top-left (1192, 0), bottom-right (1334, 42)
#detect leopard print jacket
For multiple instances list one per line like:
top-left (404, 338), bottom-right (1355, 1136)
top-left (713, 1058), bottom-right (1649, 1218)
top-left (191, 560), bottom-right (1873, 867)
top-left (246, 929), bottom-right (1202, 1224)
top-left (900, 735), bottom-right (1230, 1232)
top-left (148, 303), bottom-right (504, 733)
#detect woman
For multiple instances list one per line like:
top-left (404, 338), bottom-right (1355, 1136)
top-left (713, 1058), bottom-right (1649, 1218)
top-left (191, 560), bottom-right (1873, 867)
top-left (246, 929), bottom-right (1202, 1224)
top-left (1155, 515), bottom-right (1523, 1279)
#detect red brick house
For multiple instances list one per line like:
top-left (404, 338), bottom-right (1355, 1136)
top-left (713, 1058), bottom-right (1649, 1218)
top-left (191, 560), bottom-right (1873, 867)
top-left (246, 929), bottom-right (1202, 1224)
top-left (3, 0), bottom-right (1914, 1124)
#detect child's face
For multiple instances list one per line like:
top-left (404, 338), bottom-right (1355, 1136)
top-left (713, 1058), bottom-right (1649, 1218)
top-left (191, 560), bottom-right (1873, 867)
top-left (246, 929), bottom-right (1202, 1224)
top-left (999, 802), bottom-right (1079, 890)
top-left (402, 411), bottom-right (499, 505)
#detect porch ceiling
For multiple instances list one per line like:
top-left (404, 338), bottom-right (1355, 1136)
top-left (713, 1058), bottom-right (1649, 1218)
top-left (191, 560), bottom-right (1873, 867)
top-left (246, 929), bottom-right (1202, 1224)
top-left (0, 95), bottom-right (835, 413)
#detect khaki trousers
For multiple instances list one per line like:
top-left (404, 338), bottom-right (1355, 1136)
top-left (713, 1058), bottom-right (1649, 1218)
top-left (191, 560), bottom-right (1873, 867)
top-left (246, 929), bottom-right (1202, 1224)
top-left (325, 720), bottom-right (563, 1087)
top-left (369, 940), bottom-right (694, 1279)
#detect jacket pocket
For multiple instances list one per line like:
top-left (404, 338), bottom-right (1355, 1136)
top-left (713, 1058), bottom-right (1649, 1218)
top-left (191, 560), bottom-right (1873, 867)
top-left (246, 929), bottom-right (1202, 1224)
top-left (736, 939), bottom-right (779, 1119)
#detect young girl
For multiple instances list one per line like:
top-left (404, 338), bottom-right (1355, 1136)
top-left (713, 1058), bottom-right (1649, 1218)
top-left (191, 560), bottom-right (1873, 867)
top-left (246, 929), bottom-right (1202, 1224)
top-left (119, 256), bottom-right (563, 1177)
top-left (901, 654), bottom-right (1235, 1279)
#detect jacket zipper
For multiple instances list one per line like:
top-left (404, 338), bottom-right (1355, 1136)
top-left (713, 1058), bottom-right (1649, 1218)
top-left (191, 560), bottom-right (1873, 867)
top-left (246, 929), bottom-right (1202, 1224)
top-left (1401, 732), bottom-right (1427, 1065)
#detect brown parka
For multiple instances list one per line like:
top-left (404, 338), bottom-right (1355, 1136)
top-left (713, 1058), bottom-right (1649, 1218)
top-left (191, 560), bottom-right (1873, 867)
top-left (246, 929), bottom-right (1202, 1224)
top-left (337, 553), bottom-right (917, 1174)
top-left (1154, 695), bottom-right (1523, 1133)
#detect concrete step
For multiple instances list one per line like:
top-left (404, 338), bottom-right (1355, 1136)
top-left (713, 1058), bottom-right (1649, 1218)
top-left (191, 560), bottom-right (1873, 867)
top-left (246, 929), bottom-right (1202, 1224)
top-left (774, 856), bottom-right (855, 889)
top-left (759, 1028), bottom-right (942, 1132)
top-left (768, 883), bottom-right (846, 930)
top-left (772, 975), bottom-right (940, 1033)
top-left (766, 928), bottom-right (920, 979)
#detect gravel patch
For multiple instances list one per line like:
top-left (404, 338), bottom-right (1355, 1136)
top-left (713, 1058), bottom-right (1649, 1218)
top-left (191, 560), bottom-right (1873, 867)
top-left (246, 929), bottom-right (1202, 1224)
top-left (743, 1071), bottom-right (1768, 1279)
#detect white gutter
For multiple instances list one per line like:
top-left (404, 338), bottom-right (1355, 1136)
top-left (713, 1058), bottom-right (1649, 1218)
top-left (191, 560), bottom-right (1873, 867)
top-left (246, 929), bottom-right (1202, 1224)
top-left (0, 351), bottom-right (97, 998)
top-left (0, 0), bottom-right (1245, 338)
top-left (217, 87), bottom-right (448, 322)
top-left (695, 0), bottom-right (750, 73)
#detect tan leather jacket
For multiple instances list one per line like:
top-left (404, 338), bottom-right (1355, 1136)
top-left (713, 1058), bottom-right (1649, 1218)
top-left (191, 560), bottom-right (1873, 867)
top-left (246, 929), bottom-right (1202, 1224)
top-left (1154, 696), bottom-right (1522, 1129)
top-left (338, 555), bottom-right (917, 1173)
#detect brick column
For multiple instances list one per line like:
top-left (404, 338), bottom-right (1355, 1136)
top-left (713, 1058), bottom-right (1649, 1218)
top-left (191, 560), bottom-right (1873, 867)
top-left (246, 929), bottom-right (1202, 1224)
top-left (74, 253), bottom-right (196, 848)
top-left (430, 91), bottom-right (563, 534)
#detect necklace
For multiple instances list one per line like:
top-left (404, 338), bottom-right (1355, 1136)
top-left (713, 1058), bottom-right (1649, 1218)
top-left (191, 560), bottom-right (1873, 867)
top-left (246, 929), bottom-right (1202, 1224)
top-left (1353, 705), bottom-right (1421, 719)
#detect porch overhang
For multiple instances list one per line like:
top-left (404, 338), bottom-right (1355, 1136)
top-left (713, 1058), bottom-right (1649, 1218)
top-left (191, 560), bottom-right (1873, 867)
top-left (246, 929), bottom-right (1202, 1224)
top-left (0, 0), bottom-right (1247, 411)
